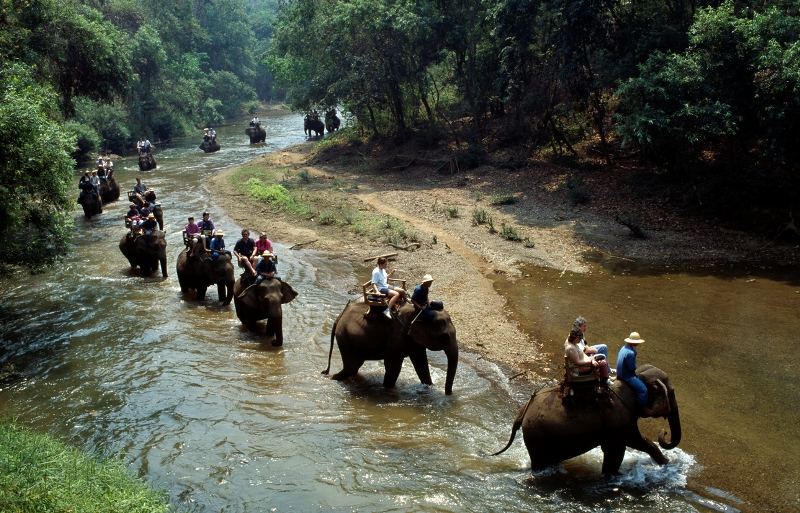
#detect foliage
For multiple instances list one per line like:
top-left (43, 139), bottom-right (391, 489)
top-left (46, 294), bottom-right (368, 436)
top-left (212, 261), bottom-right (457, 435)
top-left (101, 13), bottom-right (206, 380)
top-left (500, 223), bottom-right (523, 241)
top-left (63, 119), bottom-right (101, 161)
top-left (0, 420), bottom-right (173, 512)
top-left (0, 62), bottom-right (75, 274)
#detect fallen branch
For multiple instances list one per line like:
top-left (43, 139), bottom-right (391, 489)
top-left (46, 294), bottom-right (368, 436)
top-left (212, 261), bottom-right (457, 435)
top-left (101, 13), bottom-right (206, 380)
top-left (509, 371), bottom-right (526, 380)
top-left (289, 239), bottom-right (317, 250)
top-left (363, 252), bottom-right (398, 262)
top-left (387, 242), bottom-right (420, 251)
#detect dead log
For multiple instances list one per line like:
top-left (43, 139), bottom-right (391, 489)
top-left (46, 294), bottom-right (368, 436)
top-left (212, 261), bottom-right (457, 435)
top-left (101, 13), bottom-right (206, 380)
top-left (362, 252), bottom-right (398, 262)
top-left (387, 243), bottom-right (420, 251)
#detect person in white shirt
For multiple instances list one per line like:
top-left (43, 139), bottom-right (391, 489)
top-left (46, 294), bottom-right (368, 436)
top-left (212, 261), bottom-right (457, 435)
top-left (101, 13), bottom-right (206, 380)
top-left (371, 257), bottom-right (407, 317)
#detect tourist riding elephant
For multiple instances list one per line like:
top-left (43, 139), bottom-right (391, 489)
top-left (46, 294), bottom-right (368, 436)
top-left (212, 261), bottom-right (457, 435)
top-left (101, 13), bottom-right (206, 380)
top-left (130, 191), bottom-right (164, 230)
top-left (77, 191), bottom-right (102, 218)
top-left (304, 117), bottom-right (324, 137)
top-left (97, 177), bottom-right (120, 203)
top-left (232, 274), bottom-right (298, 346)
top-left (322, 302), bottom-right (459, 395)
top-left (245, 125), bottom-right (266, 143)
top-left (118, 231), bottom-right (168, 277)
top-left (138, 154), bottom-right (157, 170)
top-left (199, 139), bottom-right (221, 153)
top-left (176, 241), bottom-right (234, 304)
top-left (492, 364), bottom-right (681, 474)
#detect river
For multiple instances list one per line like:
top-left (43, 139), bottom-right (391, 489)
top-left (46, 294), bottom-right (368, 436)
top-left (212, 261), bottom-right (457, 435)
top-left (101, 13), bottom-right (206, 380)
top-left (0, 109), bottom-right (764, 512)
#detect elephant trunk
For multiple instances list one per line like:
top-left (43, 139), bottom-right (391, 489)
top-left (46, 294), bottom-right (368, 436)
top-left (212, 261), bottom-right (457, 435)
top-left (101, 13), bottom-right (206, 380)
top-left (444, 345), bottom-right (458, 396)
top-left (658, 394), bottom-right (682, 450)
top-left (222, 281), bottom-right (234, 305)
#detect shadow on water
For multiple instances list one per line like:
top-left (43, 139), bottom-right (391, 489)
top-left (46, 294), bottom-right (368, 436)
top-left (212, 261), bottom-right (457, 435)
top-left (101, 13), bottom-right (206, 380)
top-left (492, 252), bottom-right (800, 513)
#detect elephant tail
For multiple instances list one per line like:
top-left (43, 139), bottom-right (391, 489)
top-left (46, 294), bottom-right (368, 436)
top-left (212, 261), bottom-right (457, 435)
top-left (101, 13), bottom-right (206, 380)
top-left (490, 394), bottom-right (534, 456)
top-left (322, 300), bottom-right (350, 375)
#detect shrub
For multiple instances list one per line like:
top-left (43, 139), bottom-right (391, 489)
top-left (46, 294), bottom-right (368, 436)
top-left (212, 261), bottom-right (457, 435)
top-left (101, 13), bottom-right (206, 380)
top-left (456, 143), bottom-right (487, 169)
top-left (500, 223), bottom-right (523, 241)
top-left (64, 120), bottom-right (101, 161)
top-left (489, 192), bottom-right (517, 205)
top-left (298, 169), bottom-right (311, 183)
top-left (245, 178), bottom-right (308, 214)
top-left (616, 212), bottom-right (647, 238)
top-left (566, 173), bottom-right (590, 205)
top-left (318, 212), bottom-right (336, 225)
top-left (472, 208), bottom-right (492, 226)
top-left (445, 205), bottom-right (460, 218)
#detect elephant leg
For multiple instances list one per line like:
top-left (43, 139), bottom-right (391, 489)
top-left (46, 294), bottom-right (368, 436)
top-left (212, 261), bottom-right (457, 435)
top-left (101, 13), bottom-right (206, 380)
top-left (627, 433), bottom-right (669, 465)
top-left (197, 286), bottom-right (208, 301)
top-left (383, 357), bottom-right (403, 389)
top-left (600, 443), bottom-right (626, 474)
top-left (331, 345), bottom-right (364, 381)
top-left (408, 344), bottom-right (433, 386)
top-left (267, 317), bottom-right (283, 347)
top-left (216, 283), bottom-right (226, 302)
top-left (160, 258), bottom-right (168, 277)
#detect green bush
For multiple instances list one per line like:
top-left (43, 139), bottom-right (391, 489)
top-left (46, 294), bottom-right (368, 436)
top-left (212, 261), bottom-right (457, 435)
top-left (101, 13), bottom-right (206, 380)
top-left (445, 205), bottom-right (460, 218)
top-left (245, 178), bottom-right (308, 214)
top-left (318, 212), bottom-right (336, 225)
top-left (64, 120), bottom-right (101, 161)
top-left (500, 223), bottom-right (523, 241)
top-left (472, 208), bottom-right (492, 226)
top-left (489, 192), bottom-right (517, 205)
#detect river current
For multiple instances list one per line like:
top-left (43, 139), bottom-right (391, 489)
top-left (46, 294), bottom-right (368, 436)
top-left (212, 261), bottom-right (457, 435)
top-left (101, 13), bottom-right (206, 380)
top-left (0, 110), bottom-right (755, 512)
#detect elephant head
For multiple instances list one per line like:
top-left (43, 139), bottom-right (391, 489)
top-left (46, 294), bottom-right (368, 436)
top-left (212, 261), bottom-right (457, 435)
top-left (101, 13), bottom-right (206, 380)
top-left (202, 254), bottom-right (234, 305)
top-left (406, 310), bottom-right (459, 395)
top-left (232, 276), bottom-right (298, 345)
top-left (637, 364), bottom-right (681, 450)
top-left (119, 232), bottom-right (168, 277)
top-left (97, 177), bottom-right (120, 203)
top-left (78, 193), bottom-right (101, 218)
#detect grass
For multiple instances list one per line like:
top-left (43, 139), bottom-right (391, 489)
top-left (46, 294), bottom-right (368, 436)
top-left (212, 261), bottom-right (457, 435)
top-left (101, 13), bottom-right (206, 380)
top-left (0, 420), bottom-right (175, 512)
top-left (488, 192), bottom-right (517, 205)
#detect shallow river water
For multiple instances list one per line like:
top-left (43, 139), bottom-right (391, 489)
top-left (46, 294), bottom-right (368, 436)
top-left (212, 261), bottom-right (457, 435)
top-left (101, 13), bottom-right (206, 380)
top-left (0, 110), bottom-right (771, 512)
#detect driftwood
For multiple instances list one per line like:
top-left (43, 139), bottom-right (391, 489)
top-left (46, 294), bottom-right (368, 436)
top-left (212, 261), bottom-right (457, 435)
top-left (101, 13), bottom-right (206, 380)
top-left (387, 242), bottom-right (420, 251)
top-left (363, 252), bottom-right (398, 262)
top-left (289, 239), bottom-right (317, 250)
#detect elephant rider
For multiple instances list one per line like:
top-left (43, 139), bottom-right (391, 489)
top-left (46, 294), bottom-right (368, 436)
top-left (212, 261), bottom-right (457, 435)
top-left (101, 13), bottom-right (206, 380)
top-left (138, 201), bottom-right (152, 219)
top-left (203, 128), bottom-right (210, 142)
top-left (209, 231), bottom-right (230, 261)
top-left (616, 332), bottom-right (666, 415)
top-left (103, 157), bottom-right (114, 179)
top-left (233, 229), bottom-right (258, 276)
top-left (137, 138), bottom-right (144, 155)
top-left (144, 138), bottom-right (152, 154)
top-left (208, 127), bottom-right (216, 140)
top-left (255, 232), bottom-right (273, 255)
top-left (372, 257), bottom-right (407, 318)
top-left (185, 217), bottom-right (202, 256)
top-left (197, 212), bottom-right (216, 250)
top-left (255, 251), bottom-right (279, 283)
top-left (96, 162), bottom-right (107, 179)
top-left (566, 327), bottom-right (610, 385)
top-left (125, 203), bottom-right (141, 231)
top-left (79, 170), bottom-right (91, 187)
top-left (250, 117), bottom-right (260, 127)
top-left (95, 155), bottom-right (104, 168)
top-left (573, 316), bottom-right (611, 371)
top-left (133, 177), bottom-right (151, 203)
top-left (140, 213), bottom-right (158, 235)
top-left (410, 274), bottom-right (440, 322)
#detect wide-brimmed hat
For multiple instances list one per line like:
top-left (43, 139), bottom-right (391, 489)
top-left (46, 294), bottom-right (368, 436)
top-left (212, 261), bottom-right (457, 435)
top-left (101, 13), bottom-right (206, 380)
top-left (422, 274), bottom-right (434, 283)
top-left (259, 232), bottom-right (268, 238)
top-left (147, 213), bottom-right (155, 219)
top-left (216, 231), bottom-right (224, 237)
top-left (624, 332), bottom-right (645, 344)
top-left (262, 251), bottom-right (272, 257)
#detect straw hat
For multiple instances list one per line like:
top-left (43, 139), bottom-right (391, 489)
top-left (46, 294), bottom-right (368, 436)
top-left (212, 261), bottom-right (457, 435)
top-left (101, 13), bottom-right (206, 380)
top-left (262, 251), bottom-right (272, 257)
top-left (147, 213), bottom-right (155, 219)
top-left (216, 231), bottom-right (224, 237)
top-left (422, 274), bottom-right (434, 283)
top-left (624, 332), bottom-right (645, 344)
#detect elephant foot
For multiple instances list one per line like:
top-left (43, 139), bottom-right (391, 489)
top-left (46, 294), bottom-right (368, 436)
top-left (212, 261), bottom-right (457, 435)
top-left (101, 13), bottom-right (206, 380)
top-left (271, 339), bottom-right (283, 347)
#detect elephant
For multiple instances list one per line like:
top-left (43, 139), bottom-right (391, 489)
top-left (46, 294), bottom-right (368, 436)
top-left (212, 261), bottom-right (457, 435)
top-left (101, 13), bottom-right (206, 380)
top-left (322, 302), bottom-right (459, 395)
top-left (97, 177), bottom-right (120, 203)
top-left (304, 117), bottom-right (325, 137)
top-left (118, 231), bottom-right (168, 277)
top-left (232, 274), bottom-right (298, 346)
top-left (175, 241), bottom-right (234, 305)
top-left (492, 364), bottom-right (681, 474)
top-left (245, 125), bottom-right (266, 143)
top-left (138, 154), bottom-right (157, 170)
top-left (325, 110), bottom-right (341, 132)
top-left (77, 191), bottom-right (102, 218)
top-left (129, 190), bottom-right (164, 231)
top-left (199, 139), bottom-right (221, 153)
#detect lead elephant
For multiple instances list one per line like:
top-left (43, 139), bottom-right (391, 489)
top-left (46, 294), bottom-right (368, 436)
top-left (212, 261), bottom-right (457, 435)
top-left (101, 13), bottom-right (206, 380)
top-left (245, 125), bottom-right (266, 143)
top-left (493, 364), bottom-right (681, 474)
top-left (176, 241), bottom-right (234, 304)
top-left (138, 154), bottom-right (157, 170)
top-left (232, 275), bottom-right (298, 346)
top-left (199, 139), bottom-right (221, 153)
top-left (119, 231), bottom-right (168, 277)
top-left (322, 302), bottom-right (459, 395)
top-left (304, 117), bottom-right (324, 137)
top-left (77, 191), bottom-right (102, 218)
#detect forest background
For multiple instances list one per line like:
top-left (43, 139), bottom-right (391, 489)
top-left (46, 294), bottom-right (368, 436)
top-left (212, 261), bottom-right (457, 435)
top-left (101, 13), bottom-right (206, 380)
top-left (1, 0), bottom-right (799, 274)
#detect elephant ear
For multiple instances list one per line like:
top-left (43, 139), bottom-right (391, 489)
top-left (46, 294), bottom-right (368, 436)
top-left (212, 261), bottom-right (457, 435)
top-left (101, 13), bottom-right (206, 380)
top-left (238, 283), bottom-right (260, 310)
top-left (408, 311), bottom-right (456, 351)
top-left (280, 281), bottom-right (298, 304)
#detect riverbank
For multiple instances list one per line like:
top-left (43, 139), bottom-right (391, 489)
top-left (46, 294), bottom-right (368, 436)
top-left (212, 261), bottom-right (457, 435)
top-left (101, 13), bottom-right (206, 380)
top-left (209, 135), bottom-right (799, 381)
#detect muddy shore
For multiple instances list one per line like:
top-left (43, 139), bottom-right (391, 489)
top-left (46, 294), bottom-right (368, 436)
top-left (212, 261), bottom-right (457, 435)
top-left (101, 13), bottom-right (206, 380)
top-left (209, 140), bottom-right (798, 381)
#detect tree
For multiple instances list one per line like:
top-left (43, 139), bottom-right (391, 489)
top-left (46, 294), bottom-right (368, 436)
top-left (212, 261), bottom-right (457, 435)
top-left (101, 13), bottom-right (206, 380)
top-left (0, 62), bottom-right (76, 273)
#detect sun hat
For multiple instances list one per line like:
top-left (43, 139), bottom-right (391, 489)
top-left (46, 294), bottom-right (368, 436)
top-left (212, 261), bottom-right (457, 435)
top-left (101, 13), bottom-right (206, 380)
top-left (259, 232), bottom-right (268, 238)
top-left (147, 213), bottom-right (155, 219)
top-left (216, 231), bottom-right (224, 236)
top-left (624, 332), bottom-right (645, 344)
top-left (422, 274), bottom-right (434, 283)
top-left (262, 251), bottom-right (272, 257)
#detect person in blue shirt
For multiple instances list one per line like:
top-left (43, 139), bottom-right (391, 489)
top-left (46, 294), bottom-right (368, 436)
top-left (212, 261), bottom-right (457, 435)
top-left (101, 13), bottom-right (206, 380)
top-left (233, 229), bottom-right (258, 276)
top-left (616, 332), bottom-right (659, 415)
top-left (209, 232), bottom-right (230, 261)
top-left (255, 251), bottom-right (279, 283)
top-left (140, 213), bottom-right (158, 235)
top-left (410, 274), bottom-right (435, 321)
